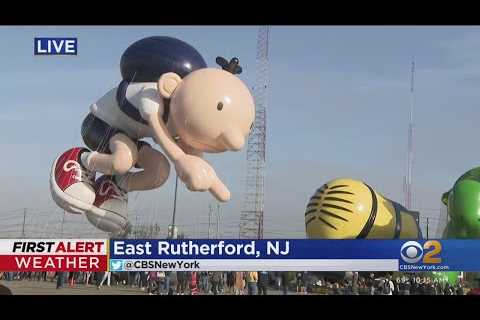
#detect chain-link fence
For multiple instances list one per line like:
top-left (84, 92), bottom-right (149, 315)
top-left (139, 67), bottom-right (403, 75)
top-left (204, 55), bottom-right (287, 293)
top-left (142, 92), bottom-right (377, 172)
top-left (0, 208), bottom-right (106, 239)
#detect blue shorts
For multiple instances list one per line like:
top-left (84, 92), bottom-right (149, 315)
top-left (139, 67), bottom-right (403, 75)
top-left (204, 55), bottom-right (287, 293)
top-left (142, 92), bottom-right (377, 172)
top-left (81, 113), bottom-right (149, 154)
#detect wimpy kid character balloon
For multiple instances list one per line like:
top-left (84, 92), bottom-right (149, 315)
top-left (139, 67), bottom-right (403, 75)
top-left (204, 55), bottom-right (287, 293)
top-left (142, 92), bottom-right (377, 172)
top-left (50, 36), bottom-right (255, 236)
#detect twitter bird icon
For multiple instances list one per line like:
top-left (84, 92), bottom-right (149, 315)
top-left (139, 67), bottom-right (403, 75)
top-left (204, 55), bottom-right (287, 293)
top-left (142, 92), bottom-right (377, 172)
top-left (110, 260), bottom-right (123, 271)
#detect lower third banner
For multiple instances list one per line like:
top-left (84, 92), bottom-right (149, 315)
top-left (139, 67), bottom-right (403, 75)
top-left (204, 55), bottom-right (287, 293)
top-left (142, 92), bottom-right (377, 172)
top-left (108, 239), bottom-right (480, 272)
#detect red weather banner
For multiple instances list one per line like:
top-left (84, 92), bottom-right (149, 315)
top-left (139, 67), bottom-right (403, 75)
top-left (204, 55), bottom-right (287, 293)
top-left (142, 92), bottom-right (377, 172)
top-left (0, 239), bottom-right (108, 272)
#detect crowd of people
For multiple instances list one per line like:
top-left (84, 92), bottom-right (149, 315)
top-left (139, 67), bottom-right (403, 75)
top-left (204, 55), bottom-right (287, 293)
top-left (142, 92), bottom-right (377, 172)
top-left (0, 271), bottom-right (471, 295)
top-left (311, 273), bottom-right (468, 295)
top-left (0, 271), bottom-right (281, 295)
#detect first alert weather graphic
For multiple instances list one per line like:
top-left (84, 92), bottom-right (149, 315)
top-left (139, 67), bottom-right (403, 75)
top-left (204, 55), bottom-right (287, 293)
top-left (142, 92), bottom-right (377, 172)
top-left (0, 240), bottom-right (107, 271)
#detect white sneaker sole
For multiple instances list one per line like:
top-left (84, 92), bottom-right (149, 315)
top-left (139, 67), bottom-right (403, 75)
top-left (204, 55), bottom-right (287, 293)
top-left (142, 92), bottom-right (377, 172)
top-left (85, 205), bottom-right (130, 234)
top-left (49, 154), bottom-right (95, 214)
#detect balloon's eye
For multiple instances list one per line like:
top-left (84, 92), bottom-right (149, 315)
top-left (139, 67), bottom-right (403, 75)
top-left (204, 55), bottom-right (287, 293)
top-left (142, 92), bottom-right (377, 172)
top-left (217, 102), bottom-right (224, 111)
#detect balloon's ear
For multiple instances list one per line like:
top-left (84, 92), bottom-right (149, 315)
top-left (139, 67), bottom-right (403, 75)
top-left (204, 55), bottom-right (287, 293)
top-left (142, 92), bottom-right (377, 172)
top-left (441, 190), bottom-right (450, 206)
top-left (157, 72), bottom-right (182, 98)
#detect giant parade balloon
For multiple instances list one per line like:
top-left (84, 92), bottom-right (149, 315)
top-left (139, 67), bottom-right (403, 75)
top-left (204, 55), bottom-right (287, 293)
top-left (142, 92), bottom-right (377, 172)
top-left (305, 178), bottom-right (422, 239)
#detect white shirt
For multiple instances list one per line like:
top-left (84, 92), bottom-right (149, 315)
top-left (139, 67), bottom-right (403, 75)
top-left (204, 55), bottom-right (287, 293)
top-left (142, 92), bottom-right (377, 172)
top-left (388, 280), bottom-right (394, 295)
top-left (90, 82), bottom-right (163, 140)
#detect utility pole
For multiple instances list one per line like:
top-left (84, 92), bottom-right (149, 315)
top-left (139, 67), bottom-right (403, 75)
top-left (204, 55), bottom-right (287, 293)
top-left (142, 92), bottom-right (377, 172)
top-left (208, 204), bottom-right (213, 239)
top-left (61, 210), bottom-right (65, 238)
top-left (404, 61), bottom-right (415, 210)
top-left (170, 175), bottom-right (179, 238)
top-left (22, 208), bottom-right (27, 238)
top-left (216, 204), bottom-right (220, 239)
top-left (194, 216), bottom-right (198, 238)
top-left (426, 217), bottom-right (429, 239)
top-left (133, 213), bottom-right (139, 239)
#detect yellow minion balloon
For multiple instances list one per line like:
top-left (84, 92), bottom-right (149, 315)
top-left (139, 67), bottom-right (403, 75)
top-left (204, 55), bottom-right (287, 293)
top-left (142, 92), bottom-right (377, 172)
top-left (305, 178), bottom-right (422, 239)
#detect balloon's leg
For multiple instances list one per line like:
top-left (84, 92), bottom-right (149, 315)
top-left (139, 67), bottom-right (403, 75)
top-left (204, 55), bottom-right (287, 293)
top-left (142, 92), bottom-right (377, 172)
top-left (118, 144), bottom-right (170, 192)
top-left (86, 133), bottom-right (138, 176)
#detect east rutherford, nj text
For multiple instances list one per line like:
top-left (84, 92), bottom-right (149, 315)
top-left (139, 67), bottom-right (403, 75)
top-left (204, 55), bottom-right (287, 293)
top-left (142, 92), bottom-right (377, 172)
top-left (113, 241), bottom-right (290, 258)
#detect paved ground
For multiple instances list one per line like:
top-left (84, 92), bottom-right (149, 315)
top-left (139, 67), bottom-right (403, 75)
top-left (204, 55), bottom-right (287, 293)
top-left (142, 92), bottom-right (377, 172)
top-left (1, 280), bottom-right (308, 295)
top-left (1, 280), bottom-right (147, 295)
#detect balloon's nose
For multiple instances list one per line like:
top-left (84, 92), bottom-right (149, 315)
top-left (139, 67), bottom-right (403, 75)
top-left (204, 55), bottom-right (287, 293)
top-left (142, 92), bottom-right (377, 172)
top-left (220, 131), bottom-right (245, 151)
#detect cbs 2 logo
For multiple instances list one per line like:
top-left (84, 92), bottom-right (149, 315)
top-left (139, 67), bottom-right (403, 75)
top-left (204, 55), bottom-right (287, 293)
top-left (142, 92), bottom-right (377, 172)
top-left (400, 240), bottom-right (442, 264)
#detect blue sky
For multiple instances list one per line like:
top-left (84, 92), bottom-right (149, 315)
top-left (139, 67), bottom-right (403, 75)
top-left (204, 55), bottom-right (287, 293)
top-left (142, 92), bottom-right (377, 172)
top-left (1, 26), bottom-right (480, 238)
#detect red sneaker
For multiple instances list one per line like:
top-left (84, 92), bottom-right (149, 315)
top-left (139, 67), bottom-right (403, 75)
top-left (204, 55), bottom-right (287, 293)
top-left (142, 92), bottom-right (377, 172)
top-left (50, 147), bottom-right (95, 214)
top-left (85, 175), bottom-right (130, 236)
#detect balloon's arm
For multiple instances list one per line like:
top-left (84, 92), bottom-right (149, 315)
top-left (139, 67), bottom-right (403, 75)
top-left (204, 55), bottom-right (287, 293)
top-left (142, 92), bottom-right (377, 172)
top-left (145, 113), bottom-right (185, 163)
top-left (209, 174), bottom-right (231, 202)
top-left (175, 140), bottom-right (229, 202)
top-left (145, 110), bottom-right (230, 202)
top-left (177, 139), bottom-right (204, 158)
top-left (136, 89), bottom-right (184, 162)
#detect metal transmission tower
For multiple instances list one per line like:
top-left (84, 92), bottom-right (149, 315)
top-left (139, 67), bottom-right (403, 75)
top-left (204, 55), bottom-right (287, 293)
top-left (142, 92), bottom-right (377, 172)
top-left (404, 61), bottom-right (415, 209)
top-left (239, 26), bottom-right (269, 239)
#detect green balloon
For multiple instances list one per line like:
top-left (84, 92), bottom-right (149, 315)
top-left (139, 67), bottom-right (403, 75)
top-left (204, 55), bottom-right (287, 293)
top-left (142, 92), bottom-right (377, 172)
top-left (431, 271), bottom-right (459, 285)
top-left (443, 167), bottom-right (480, 238)
top-left (437, 167), bottom-right (480, 285)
